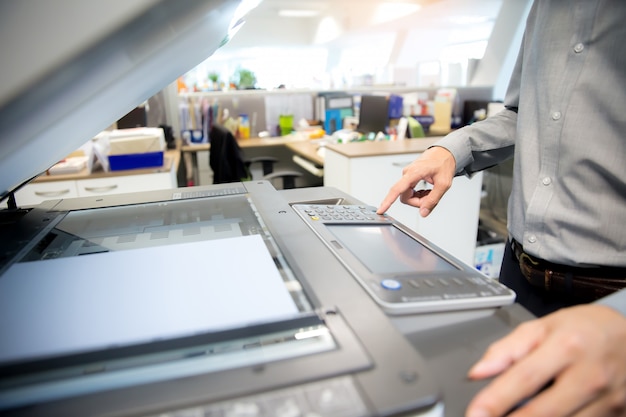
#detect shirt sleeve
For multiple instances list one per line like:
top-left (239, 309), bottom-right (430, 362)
top-left (433, 27), bottom-right (526, 176)
top-left (434, 109), bottom-right (518, 176)
top-left (595, 289), bottom-right (626, 316)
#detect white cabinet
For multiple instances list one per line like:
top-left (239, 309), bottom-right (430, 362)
top-left (323, 143), bottom-right (483, 266)
top-left (14, 180), bottom-right (79, 207)
top-left (14, 163), bottom-right (177, 207)
top-left (77, 172), bottom-right (175, 197)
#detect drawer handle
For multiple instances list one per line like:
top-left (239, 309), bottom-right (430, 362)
top-left (35, 189), bottom-right (71, 197)
top-left (84, 184), bottom-right (118, 193)
top-left (391, 161), bottom-right (413, 167)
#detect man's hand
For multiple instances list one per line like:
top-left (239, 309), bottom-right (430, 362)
top-left (466, 304), bottom-right (626, 417)
top-left (376, 146), bottom-right (456, 217)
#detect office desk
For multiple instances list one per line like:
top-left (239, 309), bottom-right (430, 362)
top-left (181, 135), bottom-right (310, 186)
top-left (180, 135), bottom-right (309, 153)
top-left (285, 140), bottom-right (325, 178)
top-left (285, 138), bottom-right (442, 180)
top-left (12, 148), bottom-right (181, 207)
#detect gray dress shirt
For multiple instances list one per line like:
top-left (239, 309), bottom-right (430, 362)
top-left (436, 0), bottom-right (626, 270)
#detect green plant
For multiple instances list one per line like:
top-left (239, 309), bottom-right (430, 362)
top-left (208, 71), bottom-right (220, 83)
top-left (233, 67), bottom-right (257, 89)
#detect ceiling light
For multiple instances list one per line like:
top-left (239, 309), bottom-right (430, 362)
top-left (447, 15), bottom-right (492, 25)
top-left (278, 9), bottom-right (320, 18)
top-left (371, 2), bottom-right (421, 25)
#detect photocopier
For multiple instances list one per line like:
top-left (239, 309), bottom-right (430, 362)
top-left (0, 1), bottom-right (534, 416)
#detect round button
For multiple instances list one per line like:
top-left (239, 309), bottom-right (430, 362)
top-left (527, 235), bottom-right (537, 244)
top-left (381, 279), bottom-right (402, 290)
top-left (542, 177), bottom-right (552, 186)
top-left (551, 111), bottom-right (561, 121)
top-left (574, 43), bottom-right (584, 53)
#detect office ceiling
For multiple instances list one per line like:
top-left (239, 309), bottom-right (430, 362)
top-left (225, 0), bottom-right (503, 51)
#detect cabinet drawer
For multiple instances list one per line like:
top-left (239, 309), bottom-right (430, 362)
top-left (15, 180), bottom-right (79, 206)
top-left (77, 173), bottom-right (174, 197)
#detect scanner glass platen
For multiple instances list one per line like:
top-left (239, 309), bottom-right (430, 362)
top-left (0, 194), bottom-right (336, 409)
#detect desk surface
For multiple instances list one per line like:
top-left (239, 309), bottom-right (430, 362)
top-left (285, 141), bottom-right (325, 167)
top-left (180, 135), bottom-right (308, 153)
top-left (324, 137), bottom-right (442, 158)
top-left (287, 138), bottom-right (444, 166)
top-left (33, 148), bottom-right (181, 183)
top-left (181, 137), bottom-right (444, 181)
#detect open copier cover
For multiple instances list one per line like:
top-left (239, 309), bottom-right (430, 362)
top-left (0, 0), bottom-right (249, 199)
top-left (0, 1), bottom-right (519, 416)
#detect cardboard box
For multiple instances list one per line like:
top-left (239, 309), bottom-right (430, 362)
top-left (108, 128), bottom-right (164, 156)
top-left (107, 128), bottom-right (165, 171)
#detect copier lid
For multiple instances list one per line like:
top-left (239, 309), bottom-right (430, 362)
top-left (0, 0), bottom-right (250, 200)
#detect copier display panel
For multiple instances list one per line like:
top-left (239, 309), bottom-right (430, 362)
top-left (327, 224), bottom-right (457, 275)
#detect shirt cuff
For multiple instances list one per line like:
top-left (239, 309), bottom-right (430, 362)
top-left (432, 129), bottom-right (473, 175)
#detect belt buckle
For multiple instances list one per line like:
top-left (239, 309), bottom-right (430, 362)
top-left (518, 251), bottom-right (545, 289)
top-left (544, 269), bottom-right (553, 291)
top-left (519, 251), bottom-right (539, 267)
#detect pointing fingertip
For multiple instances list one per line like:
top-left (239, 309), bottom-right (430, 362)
top-left (467, 357), bottom-right (509, 379)
top-left (419, 207), bottom-right (431, 217)
top-left (467, 361), bottom-right (488, 378)
top-left (466, 407), bottom-right (490, 417)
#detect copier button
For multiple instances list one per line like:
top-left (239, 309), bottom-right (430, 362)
top-left (381, 279), bottom-right (402, 290)
top-left (408, 279), bottom-right (420, 288)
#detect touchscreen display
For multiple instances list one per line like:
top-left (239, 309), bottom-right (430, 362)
top-left (327, 224), bottom-right (457, 275)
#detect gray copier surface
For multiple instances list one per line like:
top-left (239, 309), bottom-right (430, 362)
top-left (0, 182), bottom-right (534, 416)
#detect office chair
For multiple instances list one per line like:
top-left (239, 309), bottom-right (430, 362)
top-left (209, 124), bottom-right (303, 189)
top-left (209, 124), bottom-right (250, 184)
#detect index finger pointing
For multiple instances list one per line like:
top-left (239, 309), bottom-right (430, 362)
top-left (377, 188), bottom-right (401, 214)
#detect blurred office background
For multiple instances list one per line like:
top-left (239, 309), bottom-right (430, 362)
top-left (181, 0), bottom-right (531, 101)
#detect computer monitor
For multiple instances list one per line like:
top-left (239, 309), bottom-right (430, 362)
top-left (357, 95), bottom-right (389, 135)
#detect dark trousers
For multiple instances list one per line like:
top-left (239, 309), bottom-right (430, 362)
top-left (498, 240), bottom-right (583, 317)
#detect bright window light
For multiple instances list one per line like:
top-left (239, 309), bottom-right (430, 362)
top-left (189, 47), bottom-right (329, 90)
top-left (314, 16), bottom-right (343, 44)
top-left (232, 0), bottom-right (262, 25)
top-left (338, 33), bottom-right (396, 75)
top-left (446, 15), bottom-right (492, 25)
top-left (441, 40), bottom-right (488, 62)
top-left (371, 2), bottom-right (421, 25)
top-left (278, 9), bottom-right (320, 18)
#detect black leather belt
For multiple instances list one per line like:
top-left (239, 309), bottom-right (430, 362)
top-left (511, 239), bottom-right (626, 302)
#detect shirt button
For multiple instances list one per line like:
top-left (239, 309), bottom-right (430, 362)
top-left (528, 235), bottom-right (537, 244)
top-left (551, 111), bottom-right (561, 120)
top-left (574, 43), bottom-right (584, 53)
top-left (542, 177), bottom-right (552, 186)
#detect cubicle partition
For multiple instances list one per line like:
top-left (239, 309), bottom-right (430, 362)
top-left (178, 86), bottom-right (494, 141)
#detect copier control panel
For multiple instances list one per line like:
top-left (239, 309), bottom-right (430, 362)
top-left (293, 204), bottom-right (515, 314)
